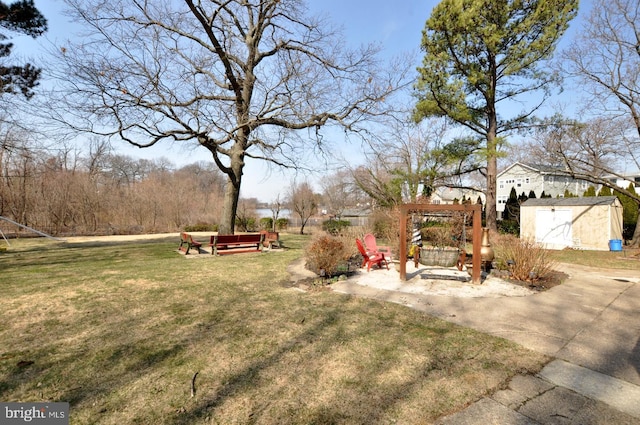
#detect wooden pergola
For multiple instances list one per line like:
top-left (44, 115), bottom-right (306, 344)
top-left (399, 203), bottom-right (483, 284)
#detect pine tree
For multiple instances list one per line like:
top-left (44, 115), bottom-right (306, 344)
top-left (505, 187), bottom-right (520, 221)
top-left (528, 190), bottom-right (537, 199)
top-left (597, 185), bottom-right (612, 196)
top-left (616, 183), bottom-right (638, 239)
top-left (414, 0), bottom-right (578, 232)
top-left (0, 0), bottom-right (47, 98)
top-left (583, 186), bottom-right (597, 197)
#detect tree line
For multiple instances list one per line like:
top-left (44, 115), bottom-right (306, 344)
top-left (0, 133), bottom-right (226, 236)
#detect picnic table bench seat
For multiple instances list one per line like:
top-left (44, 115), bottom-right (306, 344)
top-left (209, 233), bottom-right (264, 255)
top-left (259, 230), bottom-right (281, 249)
top-left (179, 232), bottom-right (203, 254)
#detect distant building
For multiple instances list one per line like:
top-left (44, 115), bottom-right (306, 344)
top-left (497, 163), bottom-right (592, 217)
top-left (602, 173), bottom-right (640, 191)
top-left (430, 187), bottom-right (485, 205)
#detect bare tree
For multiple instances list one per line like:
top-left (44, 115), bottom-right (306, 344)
top-left (561, 0), bottom-right (640, 245)
top-left (288, 181), bottom-right (317, 235)
top-left (353, 116), bottom-right (481, 206)
top-left (269, 194), bottom-right (284, 232)
top-left (320, 170), bottom-right (354, 220)
top-left (47, 0), bottom-right (409, 234)
top-left (563, 0), bottom-right (640, 143)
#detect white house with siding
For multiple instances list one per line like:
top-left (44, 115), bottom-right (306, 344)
top-left (497, 162), bottom-right (592, 217)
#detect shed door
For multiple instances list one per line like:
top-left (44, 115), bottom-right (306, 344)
top-left (536, 209), bottom-right (573, 247)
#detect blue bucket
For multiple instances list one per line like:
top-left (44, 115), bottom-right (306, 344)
top-left (609, 239), bottom-right (622, 252)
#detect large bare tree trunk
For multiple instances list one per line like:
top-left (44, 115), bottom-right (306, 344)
top-left (485, 108), bottom-right (499, 232)
top-left (219, 168), bottom-right (242, 235)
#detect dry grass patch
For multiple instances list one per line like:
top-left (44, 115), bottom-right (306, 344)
top-left (0, 235), bottom-right (548, 424)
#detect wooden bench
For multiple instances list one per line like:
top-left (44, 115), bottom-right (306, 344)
top-left (209, 233), bottom-right (264, 255)
top-left (179, 232), bottom-right (203, 254)
top-left (260, 230), bottom-right (281, 249)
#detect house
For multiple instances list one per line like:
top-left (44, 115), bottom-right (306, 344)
top-left (497, 163), bottom-right (592, 217)
top-left (520, 196), bottom-right (623, 251)
top-left (430, 187), bottom-right (485, 205)
top-left (603, 173), bottom-right (640, 191)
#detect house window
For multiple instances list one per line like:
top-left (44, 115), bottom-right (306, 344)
top-left (525, 178), bottom-right (530, 184)
top-left (516, 178), bottom-right (522, 187)
top-left (499, 180), bottom-right (504, 189)
top-left (547, 176), bottom-right (554, 183)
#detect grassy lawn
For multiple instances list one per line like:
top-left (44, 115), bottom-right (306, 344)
top-left (0, 234), bottom-right (549, 424)
top-left (548, 247), bottom-right (640, 270)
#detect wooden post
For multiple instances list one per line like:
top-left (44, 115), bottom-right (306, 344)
top-left (399, 206), bottom-right (407, 280)
top-left (471, 205), bottom-right (482, 284)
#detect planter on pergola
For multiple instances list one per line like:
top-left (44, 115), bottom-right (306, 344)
top-left (399, 203), bottom-right (482, 284)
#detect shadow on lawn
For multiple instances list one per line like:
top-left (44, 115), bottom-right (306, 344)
top-left (170, 299), bottom-right (457, 425)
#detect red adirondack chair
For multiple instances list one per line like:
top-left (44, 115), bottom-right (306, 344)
top-left (356, 239), bottom-right (389, 272)
top-left (363, 233), bottom-right (393, 261)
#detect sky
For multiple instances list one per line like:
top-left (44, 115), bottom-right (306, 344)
top-left (16, 0), bottom-right (593, 203)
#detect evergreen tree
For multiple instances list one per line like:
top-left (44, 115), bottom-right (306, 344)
top-left (528, 190), bottom-right (537, 199)
top-left (518, 192), bottom-right (528, 203)
top-left (0, 0), bottom-right (47, 98)
top-left (583, 186), bottom-right (597, 197)
top-left (414, 0), bottom-right (577, 232)
top-left (505, 187), bottom-right (520, 221)
top-left (616, 183), bottom-right (638, 239)
top-left (597, 185), bottom-right (612, 196)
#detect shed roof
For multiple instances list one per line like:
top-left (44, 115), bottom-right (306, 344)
top-left (521, 196), bottom-right (619, 207)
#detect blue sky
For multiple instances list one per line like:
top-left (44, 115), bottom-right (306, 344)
top-left (17, 0), bottom-right (592, 202)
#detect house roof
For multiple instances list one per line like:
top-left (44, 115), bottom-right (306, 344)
top-left (497, 162), bottom-right (569, 177)
top-left (434, 187), bottom-right (484, 202)
top-left (521, 196), bottom-right (619, 207)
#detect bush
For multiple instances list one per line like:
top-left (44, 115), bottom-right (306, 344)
top-left (306, 234), bottom-right (350, 277)
top-left (275, 218), bottom-right (289, 230)
top-left (184, 223), bottom-right (218, 232)
top-left (260, 217), bottom-right (273, 230)
top-left (333, 226), bottom-right (366, 260)
top-left (494, 235), bottom-right (556, 283)
top-left (623, 224), bottom-right (636, 242)
top-left (322, 219), bottom-right (350, 235)
top-left (497, 219), bottom-right (519, 235)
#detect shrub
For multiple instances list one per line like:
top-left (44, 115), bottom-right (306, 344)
top-left (494, 235), bottom-right (556, 283)
top-left (322, 219), bottom-right (351, 235)
top-left (421, 226), bottom-right (455, 248)
top-left (259, 217), bottom-right (273, 230)
top-left (306, 234), bottom-right (350, 277)
top-left (275, 218), bottom-right (289, 230)
top-left (497, 219), bottom-right (519, 235)
top-left (333, 226), bottom-right (366, 260)
top-left (184, 223), bottom-right (218, 232)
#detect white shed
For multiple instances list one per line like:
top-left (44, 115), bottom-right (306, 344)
top-left (520, 196), bottom-right (623, 251)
